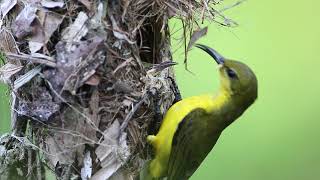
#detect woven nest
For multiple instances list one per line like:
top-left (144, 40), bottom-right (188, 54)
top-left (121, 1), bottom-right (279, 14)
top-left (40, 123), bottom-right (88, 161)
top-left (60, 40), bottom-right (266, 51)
top-left (0, 0), bottom-right (238, 179)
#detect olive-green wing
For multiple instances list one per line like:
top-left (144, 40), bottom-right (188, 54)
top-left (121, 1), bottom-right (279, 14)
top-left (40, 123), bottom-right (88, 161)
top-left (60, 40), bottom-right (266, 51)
top-left (167, 108), bottom-right (222, 180)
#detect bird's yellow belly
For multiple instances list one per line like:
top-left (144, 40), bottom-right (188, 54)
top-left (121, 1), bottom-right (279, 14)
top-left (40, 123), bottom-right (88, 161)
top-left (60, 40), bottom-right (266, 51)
top-left (147, 94), bottom-right (215, 177)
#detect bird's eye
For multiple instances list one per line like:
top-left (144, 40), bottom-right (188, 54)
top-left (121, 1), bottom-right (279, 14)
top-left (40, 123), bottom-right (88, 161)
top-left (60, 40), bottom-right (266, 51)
top-left (226, 69), bottom-right (238, 79)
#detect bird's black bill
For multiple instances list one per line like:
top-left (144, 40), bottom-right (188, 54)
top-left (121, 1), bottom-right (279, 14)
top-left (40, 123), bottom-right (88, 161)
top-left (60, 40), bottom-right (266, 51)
top-left (195, 44), bottom-right (225, 64)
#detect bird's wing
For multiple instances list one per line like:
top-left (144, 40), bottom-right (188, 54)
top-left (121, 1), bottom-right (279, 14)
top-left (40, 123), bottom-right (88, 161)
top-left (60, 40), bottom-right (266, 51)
top-left (167, 108), bottom-right (222, 180)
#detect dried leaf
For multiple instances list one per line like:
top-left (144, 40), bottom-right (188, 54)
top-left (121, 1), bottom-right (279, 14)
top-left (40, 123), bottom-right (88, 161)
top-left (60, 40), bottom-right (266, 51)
top-left (81, 151), bottom-right (92, 180)
top-left (29, 10), bottom-right (64, 53)
top-left (78, 0), bottom-right (92, 11)
top-left (43, 34), bottom-right (105, 95)
top-left (28, 10), bottom-right (46, 53)
top-left (29, 42), bottom-right (44, 53)
top-left (0, 29), bottom-right (20, 58)
top-left (85, 74), bottom-right (101, 86)
top-left (61, 36), bottom-right (105, 94)
top-left (62, 11), bottom-right (88, 46)
top-left (88, 89), bottom-right (100, 135)
top-left (13, 65), bottom-right (42, 91)
top-left (44, 107), bottom-right (92, 167)
top-left (41, 0), bottom-right (64, 8)
top-left (0, 0), bottom-right (17, 18)
top-left (0, 63), bottom-right (23, 84)
top-left (92, 120), bottom-right (130, 180)
top-left (187, 27), bottom-right (208, 51)
top-left (43, 12), bottom-right (64, 39)
top-left (90, 3), bottom-right (105, 29)
top-left (12, 5), bottom-right (37, 39)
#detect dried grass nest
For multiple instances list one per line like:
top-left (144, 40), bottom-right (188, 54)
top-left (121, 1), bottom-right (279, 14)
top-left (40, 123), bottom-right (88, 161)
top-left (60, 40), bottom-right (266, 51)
top-left (0, 0), bottom-right (239, 179)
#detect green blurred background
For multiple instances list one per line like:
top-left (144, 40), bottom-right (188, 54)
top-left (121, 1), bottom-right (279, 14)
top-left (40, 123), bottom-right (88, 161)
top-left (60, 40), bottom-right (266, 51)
top-left (1, 0), bottom-right (320, 179)
top-left (171, 0), bottom-right (320, 179)
top-left (0, 85), bottom-right (10, 134)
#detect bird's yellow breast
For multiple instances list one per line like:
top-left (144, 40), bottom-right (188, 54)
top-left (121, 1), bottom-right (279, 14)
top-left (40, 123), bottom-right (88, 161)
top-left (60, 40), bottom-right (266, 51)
top-left (147, 92), bottom-right (229, 177)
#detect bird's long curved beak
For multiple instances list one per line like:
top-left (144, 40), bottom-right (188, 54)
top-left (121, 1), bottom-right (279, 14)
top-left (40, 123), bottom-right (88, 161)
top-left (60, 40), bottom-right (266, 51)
top-left (195, 44), bottom-right (225, 65)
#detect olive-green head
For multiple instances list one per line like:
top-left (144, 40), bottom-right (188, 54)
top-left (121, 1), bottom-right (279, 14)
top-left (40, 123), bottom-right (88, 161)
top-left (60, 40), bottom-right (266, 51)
top-left (195, 44), bottom-right (258, 105)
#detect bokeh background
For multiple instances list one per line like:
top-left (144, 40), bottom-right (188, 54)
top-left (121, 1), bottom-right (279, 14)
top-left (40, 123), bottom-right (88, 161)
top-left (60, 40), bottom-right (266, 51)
top-left (171, 0), bottom-right (320, 179)
top-left (1, 0), bottom-right (320, 179)
top-left (0, 84), bottom-right (10, 134)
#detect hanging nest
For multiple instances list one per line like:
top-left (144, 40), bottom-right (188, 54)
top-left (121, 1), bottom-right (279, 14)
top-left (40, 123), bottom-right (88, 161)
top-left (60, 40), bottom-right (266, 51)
top-left (0, 0), bottom-right (239, 179)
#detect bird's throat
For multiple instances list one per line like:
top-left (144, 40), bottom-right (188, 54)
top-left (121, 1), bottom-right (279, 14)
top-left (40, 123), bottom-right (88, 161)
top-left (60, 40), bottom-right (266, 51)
top-left (210, 89), bottom-right (245, 128)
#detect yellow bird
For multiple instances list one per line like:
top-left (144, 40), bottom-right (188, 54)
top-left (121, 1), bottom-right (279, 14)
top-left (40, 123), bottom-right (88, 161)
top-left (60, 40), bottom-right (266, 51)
top-left (146, 44), bottom-right (258, 179)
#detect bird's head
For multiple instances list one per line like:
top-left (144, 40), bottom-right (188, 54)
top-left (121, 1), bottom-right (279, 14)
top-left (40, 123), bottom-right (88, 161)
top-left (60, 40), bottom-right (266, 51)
top-left (195, 44), bottom-right (258, 105)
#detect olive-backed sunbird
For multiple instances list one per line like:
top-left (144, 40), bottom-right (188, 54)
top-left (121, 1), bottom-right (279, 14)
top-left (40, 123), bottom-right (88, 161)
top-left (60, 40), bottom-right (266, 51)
top-left (146, 44), bottom-right (258, 179)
